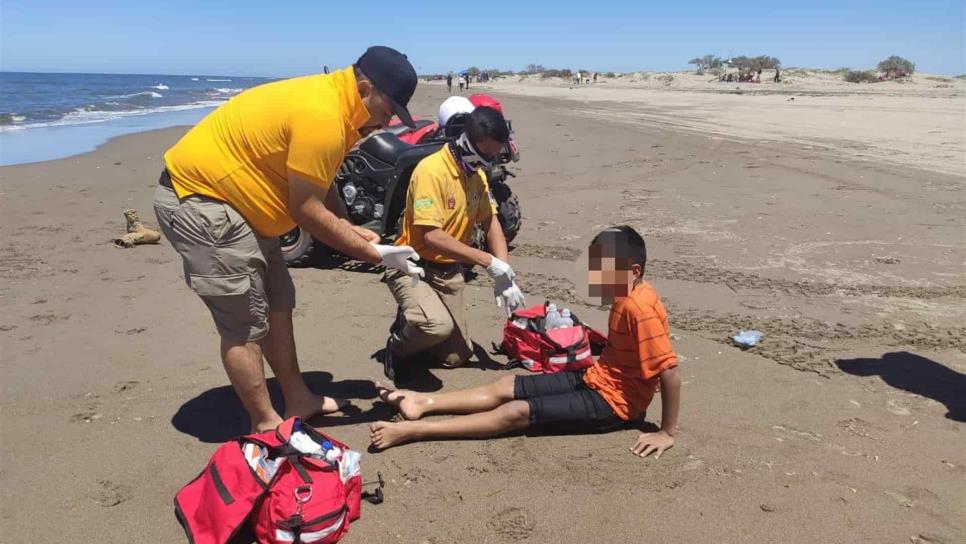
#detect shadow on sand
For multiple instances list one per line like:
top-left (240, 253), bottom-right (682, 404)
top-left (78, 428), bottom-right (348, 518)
top-left (835, 351), bottom-right (965, 422)
top-left (369, 341), bottom-right (507, 393)
top-left (172, 371), bottom-right (386, 443)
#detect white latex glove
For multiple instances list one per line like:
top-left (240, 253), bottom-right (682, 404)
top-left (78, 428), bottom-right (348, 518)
top-left (496, 281), bottom-right (526, 316)
top-left (486, 256), bottom-right (515, 293)
top-left (373, 244), bottom-right (424, 286)
top-left (487, 256), bottom-right (524, 313)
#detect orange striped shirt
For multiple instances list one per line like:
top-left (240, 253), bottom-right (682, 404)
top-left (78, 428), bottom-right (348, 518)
top-left (583, 281), bottom-right (678, 420)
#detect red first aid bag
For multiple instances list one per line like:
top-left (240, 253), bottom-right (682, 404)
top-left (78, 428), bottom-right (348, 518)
top-left (501, 303), bottom-right (607, 373)
top-left (175, 417), bottom-right (364, 544)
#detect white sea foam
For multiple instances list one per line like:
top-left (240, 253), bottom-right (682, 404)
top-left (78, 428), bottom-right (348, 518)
top-left (207, 78), bottom-right (232, 82)
top-left (191, 77), bottom-right (199, 81)
top-left (151, 83), bottom-right (170, 90)
top-left (212, 88), bottom-right (243, 93)
top-left (0, 100), bottom-right (225, 132)
top-left (105, 91), bottom-right (163, 99)
top-left (12, 115), bottom-right (26, 122)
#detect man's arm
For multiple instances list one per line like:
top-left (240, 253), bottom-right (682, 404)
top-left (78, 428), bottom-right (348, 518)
top-left (288, 174), bottom-right (381, 264)
top-left (630, 365), bottom-right (680, 459)
top-left (420, 225), bottom-right (496, 267)
top-left (323, 182), bottom-right (380, 243)
top-left (483, 216), bottom-right (508, 262)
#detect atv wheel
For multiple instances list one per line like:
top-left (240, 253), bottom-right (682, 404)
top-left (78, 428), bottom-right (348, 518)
top-left (279, 226), bottom-right (316, 267)
top-left (469, 190), bottom-right (522, 253)
top-left (496, 191), bottom-right (522, 244)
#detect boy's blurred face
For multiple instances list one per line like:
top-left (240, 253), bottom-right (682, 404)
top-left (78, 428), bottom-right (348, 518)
top-left (588, 241), bottom-right (641, 305)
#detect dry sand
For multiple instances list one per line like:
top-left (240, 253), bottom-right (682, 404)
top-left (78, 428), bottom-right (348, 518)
top-left (1, 81), bottom-right (964, 543)
top-left (486, 71), bottom-right (966, 177)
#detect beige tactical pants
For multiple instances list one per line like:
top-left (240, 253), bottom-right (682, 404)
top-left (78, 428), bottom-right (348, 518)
top-left (385, 263), bottom-right (472, 367)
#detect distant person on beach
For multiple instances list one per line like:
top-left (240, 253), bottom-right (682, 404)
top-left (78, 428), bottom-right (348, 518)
top-left (774, 68), bottom-right (781, 83)
top-left (380, 106), bottom-right (524, 381)
top-left (446, 73), bottom-right (453, 93)
top-left (459, 75), bottom-right (466, 92)
top-left (371, 226), bottom-right (682, 460)
top-left (153, 46), bottom-right (424, 432)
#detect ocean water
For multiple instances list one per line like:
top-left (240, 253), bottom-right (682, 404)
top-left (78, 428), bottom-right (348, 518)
top-left (0, 72), bottom-right (271, 165)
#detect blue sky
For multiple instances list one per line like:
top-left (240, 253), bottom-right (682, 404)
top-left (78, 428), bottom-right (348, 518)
top-left (2, 0), bottom-right (963, 76)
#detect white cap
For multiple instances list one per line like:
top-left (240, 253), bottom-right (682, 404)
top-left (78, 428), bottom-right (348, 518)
top-left (561, 309), bottom-right (571, 317)
top-left (547, 303), bottom-right (558, 312)
top-left (439, 96), bottom-right (474, 127)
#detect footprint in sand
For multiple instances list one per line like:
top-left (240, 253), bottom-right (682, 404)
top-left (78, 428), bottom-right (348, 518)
top-left (70, 411), bottom-right (102, 423)
top-left (487, 507), bottom-right (536, 541)
top-left (886, 398), bottom-right (911, 416)
top-left (88, 480), bottom-right (132, 507)
top-left (114, 381), bottom-right (140, 393)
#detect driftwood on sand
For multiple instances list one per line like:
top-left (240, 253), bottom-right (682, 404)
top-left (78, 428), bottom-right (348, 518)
top-left (113, 209), bottom-right (160, 248)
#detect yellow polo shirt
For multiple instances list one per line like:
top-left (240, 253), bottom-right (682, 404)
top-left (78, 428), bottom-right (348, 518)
top-left (163, 67), bottom-right (370, 237)
top-left (396, 146), bottom-right (498, 264)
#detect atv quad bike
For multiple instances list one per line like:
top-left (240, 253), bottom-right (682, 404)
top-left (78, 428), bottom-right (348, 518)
top-left (279, 119), bottom-right (522, 266)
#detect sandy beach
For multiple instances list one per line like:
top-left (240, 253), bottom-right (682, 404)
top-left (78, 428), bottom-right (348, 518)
top-left (487, 71), bottom-right (966, 177)
top-left (1, 78), bottom-right (964, 543)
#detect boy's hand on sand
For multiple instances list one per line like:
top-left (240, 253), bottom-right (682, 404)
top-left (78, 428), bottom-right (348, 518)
top-left (630, 430), bottom-right (674, 459)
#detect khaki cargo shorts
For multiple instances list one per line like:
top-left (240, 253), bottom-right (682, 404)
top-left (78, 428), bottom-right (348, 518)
top-left (153, 184), bottom-right (295, 342)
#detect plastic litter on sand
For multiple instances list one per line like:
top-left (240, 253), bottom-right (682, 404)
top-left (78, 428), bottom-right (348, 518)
top-left (732, 330), bottom-right (765, 348)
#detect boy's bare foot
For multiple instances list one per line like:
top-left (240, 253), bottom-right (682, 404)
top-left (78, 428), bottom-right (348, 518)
top-left (369, 421), bottom-right (416, 450)
top-left (284, 393), bottom-right (349, 421)
top-left (376, 382), bottom-right (431, 420)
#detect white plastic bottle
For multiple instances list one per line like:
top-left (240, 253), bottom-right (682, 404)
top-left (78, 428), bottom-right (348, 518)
top-left (559, 309), bottom-right (574, 328)
top-left (545, 303), bottom-right (561, 330)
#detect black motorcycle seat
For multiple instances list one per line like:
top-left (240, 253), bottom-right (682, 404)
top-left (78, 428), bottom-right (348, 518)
top-left (385, 119), bottom-right (434, 137)
top-left (360, 132), bottom-right (414, 165)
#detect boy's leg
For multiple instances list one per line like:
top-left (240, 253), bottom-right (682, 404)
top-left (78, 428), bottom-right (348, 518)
top-left (371, 372), bottom-right (622, 449)
top-left (378, 374), bottom-right (516, 420)
top-left (379, 372), bottom-right (584, 420)
top-left (370, 400), bottom-right (530, 450)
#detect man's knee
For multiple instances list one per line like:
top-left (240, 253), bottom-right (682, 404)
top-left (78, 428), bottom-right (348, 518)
top-left (407, 311), bottom-right (455, 346)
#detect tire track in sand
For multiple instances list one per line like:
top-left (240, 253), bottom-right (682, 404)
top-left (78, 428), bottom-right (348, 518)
top-left (497, 269), bottom-right (965, 375)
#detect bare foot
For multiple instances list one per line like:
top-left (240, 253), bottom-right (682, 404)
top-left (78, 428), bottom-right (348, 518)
top-left (251, 414), bottom-right (284, 434)
top-left (284, 393), bottom-right (349, 421)
top-left (369, 421), bottom-right (417, 450)
top-left (376, 382), bottom-right (431, 420)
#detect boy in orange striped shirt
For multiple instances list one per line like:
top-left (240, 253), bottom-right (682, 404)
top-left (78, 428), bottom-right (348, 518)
top-left (370, 226), bottom-right (682, 459)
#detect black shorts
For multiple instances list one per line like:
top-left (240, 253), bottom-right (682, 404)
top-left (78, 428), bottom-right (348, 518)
top-left (513, 372), bottom-right (623, 432)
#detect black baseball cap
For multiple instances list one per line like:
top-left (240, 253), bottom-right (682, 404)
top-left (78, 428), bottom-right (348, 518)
top-left (356, 46), bottom-right (417, 128)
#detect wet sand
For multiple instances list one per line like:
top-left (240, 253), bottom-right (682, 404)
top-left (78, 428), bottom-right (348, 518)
top-left (1, 82), bottom-right (964, 543)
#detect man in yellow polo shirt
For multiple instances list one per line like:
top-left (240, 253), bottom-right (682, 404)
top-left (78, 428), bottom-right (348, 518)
top-left (383, 106), bottom-right (526, 381)
top-left (153, 46), bottom-right (425, 432)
